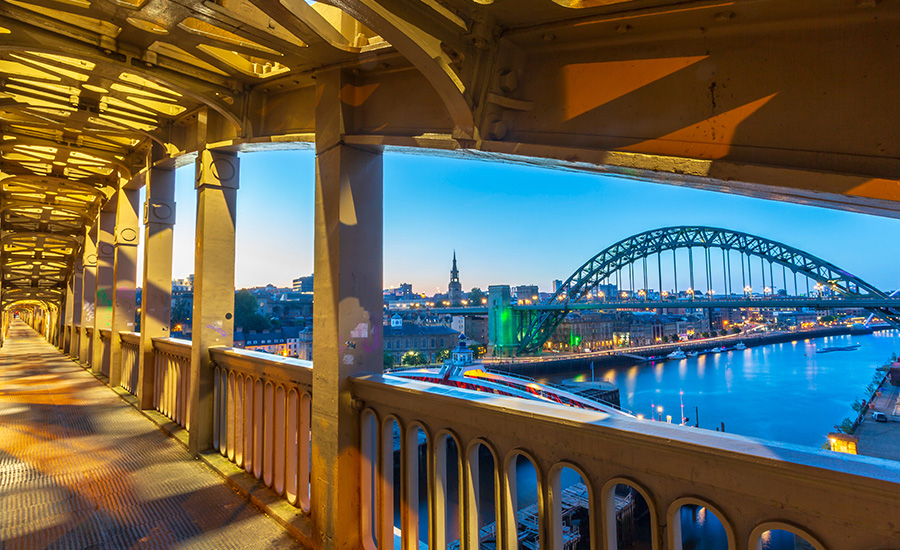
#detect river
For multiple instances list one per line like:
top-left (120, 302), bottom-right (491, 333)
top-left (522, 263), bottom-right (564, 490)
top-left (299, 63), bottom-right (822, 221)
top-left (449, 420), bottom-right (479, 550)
top-left (537, 330), bottom-right (900, 447)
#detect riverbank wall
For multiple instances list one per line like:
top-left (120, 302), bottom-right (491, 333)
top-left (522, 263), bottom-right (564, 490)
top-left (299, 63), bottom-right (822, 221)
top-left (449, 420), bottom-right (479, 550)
top-left (492, 325), bottom-right (890, 377)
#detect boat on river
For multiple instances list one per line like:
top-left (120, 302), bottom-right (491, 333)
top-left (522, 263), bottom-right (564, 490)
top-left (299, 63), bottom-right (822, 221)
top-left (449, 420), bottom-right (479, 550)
top-left (815, 344), bottom-right (860, 354)
top-left (733, 342), bottom-right (747, 350)
top-left (667, 348), bottom-right (687, 359)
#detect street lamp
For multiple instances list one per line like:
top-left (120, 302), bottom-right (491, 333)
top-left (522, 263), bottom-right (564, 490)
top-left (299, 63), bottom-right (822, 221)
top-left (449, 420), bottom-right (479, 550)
top-left (744, 285), bottom-right (752, 298)
top-left (687, 288), bottom-right (694, 301)
top-left (763, 286), bottom-right (771, 297)
top-left (657, 405), bottom-right (663, 421)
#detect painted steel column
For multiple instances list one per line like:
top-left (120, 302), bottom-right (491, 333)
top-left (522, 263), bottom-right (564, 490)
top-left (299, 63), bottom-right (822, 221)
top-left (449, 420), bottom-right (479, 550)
top-left (188, 148), bottom-right (238, 454)
top-left (92, 200), bottom-right (116, 376)
top-left (80, 226), bottom-right (97, 365)
top-left (311, 67), bottom-right (383, 550)
top-left (70, 261), bottom-right (83, 358)
top-left (138, 165), bottom-right (176, 410)
top-left (62, 273), bottom-right (74, 353)
top-left (109, 187), bottom-right (140, 386)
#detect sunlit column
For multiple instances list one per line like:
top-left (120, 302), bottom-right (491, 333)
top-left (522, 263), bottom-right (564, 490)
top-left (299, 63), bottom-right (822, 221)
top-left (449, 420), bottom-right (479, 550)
top-left (138, 164), bottom-right (176, 410)
top-left (109, 186), bottom-right (140, 387)
top-left (311, 67), bottom-right (383, 549)
top-left (70, 261), bottom-right (83, 358)
top-left (61, 274), bottom-right (74, 351)
top-left (92, 199), bottom-right (116, 376)
top-left (189, 148), bottom-right (238, 455)
top-left (80, 225), bottom-right (97, 365)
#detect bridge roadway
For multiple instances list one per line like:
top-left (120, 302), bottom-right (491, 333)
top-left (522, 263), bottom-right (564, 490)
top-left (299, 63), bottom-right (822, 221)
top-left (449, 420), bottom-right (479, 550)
top-left (387, 296), bottom-right (900, 315)
top-left (0, 321), bottom-right (301, 549)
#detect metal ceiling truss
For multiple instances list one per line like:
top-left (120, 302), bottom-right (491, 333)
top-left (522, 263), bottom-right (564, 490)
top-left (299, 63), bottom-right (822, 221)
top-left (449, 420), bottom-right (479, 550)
top-left (517, 226), bottom-right (900, 354)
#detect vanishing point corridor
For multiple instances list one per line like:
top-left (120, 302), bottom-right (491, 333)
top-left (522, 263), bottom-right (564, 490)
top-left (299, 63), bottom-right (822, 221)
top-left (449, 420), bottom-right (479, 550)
top-left (0, 321), bottom-right (301, 549)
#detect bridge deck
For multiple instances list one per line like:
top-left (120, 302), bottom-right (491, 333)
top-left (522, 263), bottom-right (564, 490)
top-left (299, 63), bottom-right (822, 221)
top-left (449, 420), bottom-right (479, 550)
top-left (0, 321), bottom-right (302, 549)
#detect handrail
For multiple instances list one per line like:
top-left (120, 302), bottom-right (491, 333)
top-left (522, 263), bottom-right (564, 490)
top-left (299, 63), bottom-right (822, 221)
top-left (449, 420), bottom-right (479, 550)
top-left (119, 331), bottom-right (140, 345)
top-left (209, 347), bottom-right (312, 390)
top-left (152, 337), bottom-right (192, 358)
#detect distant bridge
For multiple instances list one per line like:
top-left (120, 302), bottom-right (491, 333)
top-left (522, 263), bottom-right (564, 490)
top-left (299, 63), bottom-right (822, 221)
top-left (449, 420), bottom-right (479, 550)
top-left (390, 227), bottom-right (900, 355)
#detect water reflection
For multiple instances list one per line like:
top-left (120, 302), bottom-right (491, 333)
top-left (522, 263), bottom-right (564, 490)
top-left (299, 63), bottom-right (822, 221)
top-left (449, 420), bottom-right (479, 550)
top-left (679, 504), bottom-right (727, 550)
top-left (543, 331), bottom-right (900, 447)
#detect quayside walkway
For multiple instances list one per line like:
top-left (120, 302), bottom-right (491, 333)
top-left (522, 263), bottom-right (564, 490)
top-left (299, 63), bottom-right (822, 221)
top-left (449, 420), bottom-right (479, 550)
top-left (0, 321), bottom-right (302, 550)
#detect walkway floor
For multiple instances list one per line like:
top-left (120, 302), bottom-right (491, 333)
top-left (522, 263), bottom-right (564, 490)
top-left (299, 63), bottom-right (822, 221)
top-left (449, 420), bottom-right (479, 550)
top-left (0, 321), bottom-right (303, 549)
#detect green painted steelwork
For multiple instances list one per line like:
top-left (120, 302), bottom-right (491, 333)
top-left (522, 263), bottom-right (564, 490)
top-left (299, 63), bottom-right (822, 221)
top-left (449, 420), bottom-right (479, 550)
top-left (516, 226), bottom-right (900, 354)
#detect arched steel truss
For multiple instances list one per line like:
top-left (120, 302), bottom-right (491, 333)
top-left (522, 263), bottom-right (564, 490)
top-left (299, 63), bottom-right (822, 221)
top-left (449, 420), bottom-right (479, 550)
top-left (518, 226), bottom-right (900, 354)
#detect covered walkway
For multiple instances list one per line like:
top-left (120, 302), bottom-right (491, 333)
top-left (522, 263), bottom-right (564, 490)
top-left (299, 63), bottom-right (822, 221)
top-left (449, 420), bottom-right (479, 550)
top-left (0, 321), bottom-right (302, 549)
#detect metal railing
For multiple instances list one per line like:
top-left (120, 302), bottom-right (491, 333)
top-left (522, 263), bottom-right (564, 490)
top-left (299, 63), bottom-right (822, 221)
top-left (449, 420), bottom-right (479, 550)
top-left (152, 337), bottom-right (192, 429)
top-left (119, 331), bottom-right (141, 395)
top-left (99, 328), bottom-right (112, 377)
top-left (210, 347), bottom-right (313, 511)
top-left (352, 374), bottom-right (900, 550)
top-left (84, 327), bottom-right (93, 368)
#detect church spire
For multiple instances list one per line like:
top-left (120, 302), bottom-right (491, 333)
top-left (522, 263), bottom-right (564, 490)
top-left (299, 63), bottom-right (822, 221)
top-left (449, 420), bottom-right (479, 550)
top-left (450, 250), bottom-right (459, 283)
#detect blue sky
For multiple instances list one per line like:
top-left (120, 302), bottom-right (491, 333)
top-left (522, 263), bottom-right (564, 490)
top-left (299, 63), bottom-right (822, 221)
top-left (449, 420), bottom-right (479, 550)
top-left (139, 149), bottom-right (900, 294)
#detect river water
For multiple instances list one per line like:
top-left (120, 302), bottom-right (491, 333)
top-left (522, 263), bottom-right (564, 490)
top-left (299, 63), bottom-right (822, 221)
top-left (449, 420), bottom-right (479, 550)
top-left (537, 330), bottom-right (900, 447)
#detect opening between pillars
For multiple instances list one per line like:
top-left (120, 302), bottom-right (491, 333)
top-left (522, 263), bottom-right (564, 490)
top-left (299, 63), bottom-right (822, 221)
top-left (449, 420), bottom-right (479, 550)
top-left (465, 441), bottom-right (499, 550)
top-left (435, 432), bottom-right (462, 549)
top-left (601, 479), bottom-right (655, 550)
top-left (667, 498), bottom-right (735, 550)
top-left (504, 452), bottom-right (542, 549)
top-left (750, 523), bottom-right (824, 550)
top-left (551, 465), bottom-right (593, 550)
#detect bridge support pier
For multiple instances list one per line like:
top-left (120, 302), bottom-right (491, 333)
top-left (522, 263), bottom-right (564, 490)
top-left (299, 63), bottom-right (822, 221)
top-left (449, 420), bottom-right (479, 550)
top-left (189, 148), bottom-right (239, 455)
top-left (92, 199), bottom-right (116, 376)
top-left (109, 187), bottom-right (140, 388)
top-left (80, 226), bottom-right (97, 367)
top-left (311, 67), bottom-right (383, 550)
top-left (138, 162), bottom-right (176, 411)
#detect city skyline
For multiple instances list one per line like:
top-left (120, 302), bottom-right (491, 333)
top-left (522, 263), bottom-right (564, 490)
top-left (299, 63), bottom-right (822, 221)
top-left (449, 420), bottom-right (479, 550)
top-left (138, 149), bottom-right (900, 294)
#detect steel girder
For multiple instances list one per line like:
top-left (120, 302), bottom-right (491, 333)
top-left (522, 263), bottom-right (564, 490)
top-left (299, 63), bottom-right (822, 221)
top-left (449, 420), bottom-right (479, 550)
top-left (517, 226), bottom-right (899, 354)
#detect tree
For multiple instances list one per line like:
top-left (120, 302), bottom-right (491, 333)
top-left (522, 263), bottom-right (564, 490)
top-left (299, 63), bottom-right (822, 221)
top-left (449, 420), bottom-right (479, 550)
top-left (731, 327), bottom-right (741, 334)
top-left (383, 351), bottom-right (396, 369)
top-left (401, 351), bottom-right (428, 366)
top-left (171, 297), bottom-right (192, 330)
top-left (469, 344), bottom-right (486, 359)
top-left (235, 289), bottom-right (270, 332)
top-left (701, 331), bottom-right (710, 338)
top-left (820, 315), bottom-right (836, 324)
top-left (435, 349), bottom-right (451, 362)
top-left (661, 335), bottom-right (669, 343)
top-left (469, 287), bottom-right (486, 305)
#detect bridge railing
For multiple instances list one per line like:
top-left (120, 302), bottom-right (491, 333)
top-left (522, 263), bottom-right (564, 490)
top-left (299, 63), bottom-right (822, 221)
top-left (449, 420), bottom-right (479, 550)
top-left (210, 347), bottom-right (314, 511)
top-left (118, 331), bottom-right (141, 395)
top-left (351, 374), bottom-right (900, 550)
top-left (99, 328), bottom-right (112, 377)
top-left (152, 337), bottom-right (192, 429)
top-left (84, 326), bottom-right (93, 368)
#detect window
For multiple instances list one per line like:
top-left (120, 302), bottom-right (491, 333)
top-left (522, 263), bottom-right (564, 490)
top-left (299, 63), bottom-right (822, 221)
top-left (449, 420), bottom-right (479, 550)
top-left (431, 338), bottom-right (436, 348)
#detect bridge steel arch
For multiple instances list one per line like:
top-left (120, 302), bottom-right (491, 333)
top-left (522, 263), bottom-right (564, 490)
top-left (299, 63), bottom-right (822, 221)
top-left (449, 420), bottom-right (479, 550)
top-left (518, 226), bottom-right (899, 354)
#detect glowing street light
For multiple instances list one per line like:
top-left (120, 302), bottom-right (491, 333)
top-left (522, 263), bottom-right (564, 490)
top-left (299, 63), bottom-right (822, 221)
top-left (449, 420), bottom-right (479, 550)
top-left (744, 285), bottom-right (752, 297)
top-left (657, 405), bottom-right (663, 421)
top-left (687, 288), bottom-right (694, 300)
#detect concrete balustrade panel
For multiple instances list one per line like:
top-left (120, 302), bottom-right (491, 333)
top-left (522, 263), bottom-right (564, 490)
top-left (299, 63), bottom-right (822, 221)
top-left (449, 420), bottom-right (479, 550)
top-left (352, 375), bottom-right (900, 550)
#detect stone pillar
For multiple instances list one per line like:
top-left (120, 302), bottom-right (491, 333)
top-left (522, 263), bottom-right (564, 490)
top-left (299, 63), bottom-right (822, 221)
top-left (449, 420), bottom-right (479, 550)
top-left (138, 165), bottom-right (176, 410)
top-left (311, 68), bottom-right (384, 550)
top-left (92, 201), bottom-right (116, 376)
top-left (80, 226), bottom-right (97, 365)
top-left (109, 187), bottom-right (140, 386)
top-left (188, 148), bottom-right (238, 455)
top-left (70, 261), bottom-right (83, 358)
top-left (62, 273), bottom-right (74, 353)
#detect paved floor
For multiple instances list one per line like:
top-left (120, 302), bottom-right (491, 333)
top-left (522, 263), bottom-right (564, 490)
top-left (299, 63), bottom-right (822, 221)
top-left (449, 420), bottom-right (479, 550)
top-left (856, 380), bottom-right (900, 461)
top-left (0, 321), bottom-right (303, 549)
